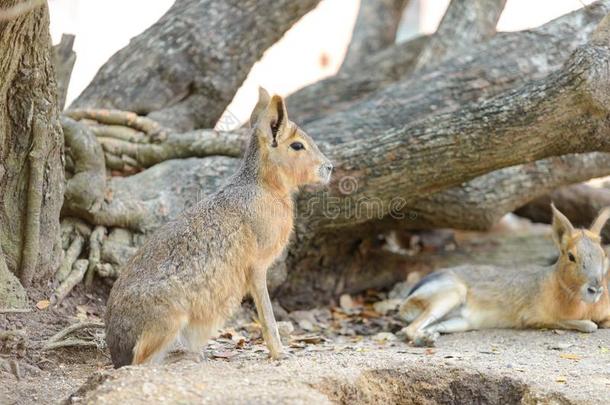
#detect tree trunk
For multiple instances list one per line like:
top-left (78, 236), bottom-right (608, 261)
top-left (0, 0), bottom-right (63, 289)
top-left (70, 0), bottom-right (321, 132)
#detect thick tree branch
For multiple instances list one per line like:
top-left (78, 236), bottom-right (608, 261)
top-left (288, 0), bottom-right (609, 125)
top-left (71, 0), bottom-right (321, 131)
top-left (298, 21), bottom-right (610, 235)
top-left (340, 0), bottom-right (410, 73)
top-left (413, 0), bottom-right (506, 72)
top-left (406, 153), bottom-right (610, 230)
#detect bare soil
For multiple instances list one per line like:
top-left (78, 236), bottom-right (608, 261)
top-left (2, 226), bottom-right (609, 404)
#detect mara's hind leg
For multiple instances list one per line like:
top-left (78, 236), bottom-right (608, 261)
top-left (179, 321), bottom-right (214, 361)
top-left (133, 317), bottom-right (185, 365)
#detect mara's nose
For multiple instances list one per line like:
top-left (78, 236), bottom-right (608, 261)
top-left (323, 162), bottom-right (333, 174)
top-left (587, 285), bottom-right (604, 295)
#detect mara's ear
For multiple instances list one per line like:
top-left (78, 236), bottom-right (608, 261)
top-left (590, 206), bottom-right (610, 235)
top-left (249, 87), bottom-right (271, 128)
top-left (551, 203), bottom-right (574, 247)
top-left (266, 95), bottom-right (289, 147)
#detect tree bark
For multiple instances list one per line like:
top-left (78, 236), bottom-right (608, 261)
top-left (0, 0), bottom-right (63, 287)
top-left (70, 0), bottom-right (321, 132)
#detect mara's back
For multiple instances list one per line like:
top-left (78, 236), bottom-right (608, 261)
top-left (451, 264), bottom-right (552, 322)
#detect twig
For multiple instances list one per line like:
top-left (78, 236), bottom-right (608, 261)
top-left (43, 321), bottom-right (105, 351)
top-left (0, 0), bottom-right (45, 22)
top-left (0, 308), bottom-right (31, 314)
top-left (43, 339), bottom-right (99, 351)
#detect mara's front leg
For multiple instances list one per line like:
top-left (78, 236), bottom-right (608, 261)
top-left (249, 269), bottom-right (284, 359)
top-left (551, 320), bottom-right (598, 333)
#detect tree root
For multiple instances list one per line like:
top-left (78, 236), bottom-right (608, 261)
top-left (43, 321), bottom-right (105, 351)
top-left (95, 128), bottom-right (246, 169)
top-left (20, 118), bottom-right (47, 287)
top-left (55, 234), bottom-right (85, 283)
top-left (65, 109), bottom-right (168, 141)
top-left (85, 226), bottom-right (107, 288)
top-left (51, 259), bottom-right (88, 305)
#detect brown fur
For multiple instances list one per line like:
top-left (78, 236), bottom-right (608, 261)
top-left (399, 205), bottom-right (610, 346)
top-left (105, 88), bottom-right (332, 367)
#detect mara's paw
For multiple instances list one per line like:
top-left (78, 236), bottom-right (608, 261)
top-left (580, 320), bottom-right (598, 333)
top-left (269, 350), bottom-right (292, 361)
top-left (398, 326), bottom-right (439, 347)
top-left (412, 330), bottom-right (440, 347)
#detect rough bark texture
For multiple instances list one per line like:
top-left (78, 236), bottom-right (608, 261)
top-left (0, 0), bottom-right (64, 287)
top-left (406, 153), bottom-right (610, 231)
top-left (515, 184), bottom-right (610, 242)
top-left (71, 0), bottom-right (321, 131)
top-left (339, 0), bottom-right (410, 73)
top-left (413, 0), bottom-right (506, 71)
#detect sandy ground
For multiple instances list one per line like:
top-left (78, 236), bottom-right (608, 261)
top-left (4, 328), bottom-right (604, 404)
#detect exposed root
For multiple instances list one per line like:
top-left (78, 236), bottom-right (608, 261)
top-left (95, 128), bottom-right (246, 169)
top-left (85, 226), bottom-right (107, 287)
top-left (55, 233), bottom-right (85, 283)
top-left (20, 118), bottom-right (47, 287)
top-left (51, 259), bottom-right (88, 305)
top-left (89, 124), bottom-right (148, 143)
top-left (65, 109), bottom-right (168, 142)
top-left (43, 321), bottom-right (105, 351)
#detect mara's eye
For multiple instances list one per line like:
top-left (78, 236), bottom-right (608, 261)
top-left (568, 252), bottom-right (576, 262)
top-left (290, 142), bottom-right (305, 151)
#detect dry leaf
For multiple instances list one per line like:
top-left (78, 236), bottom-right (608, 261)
top-left (36, 300), bottom-right (50, 310)
top-left (559, 353), bottom-right (581, 361)
top-left (556, 376), bottom-right (567, 383)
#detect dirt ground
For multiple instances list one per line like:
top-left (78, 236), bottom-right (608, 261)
top-left (1, 226), bottom-right (609, 404)
top-left (2, 288), bottom-right (610, 404)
